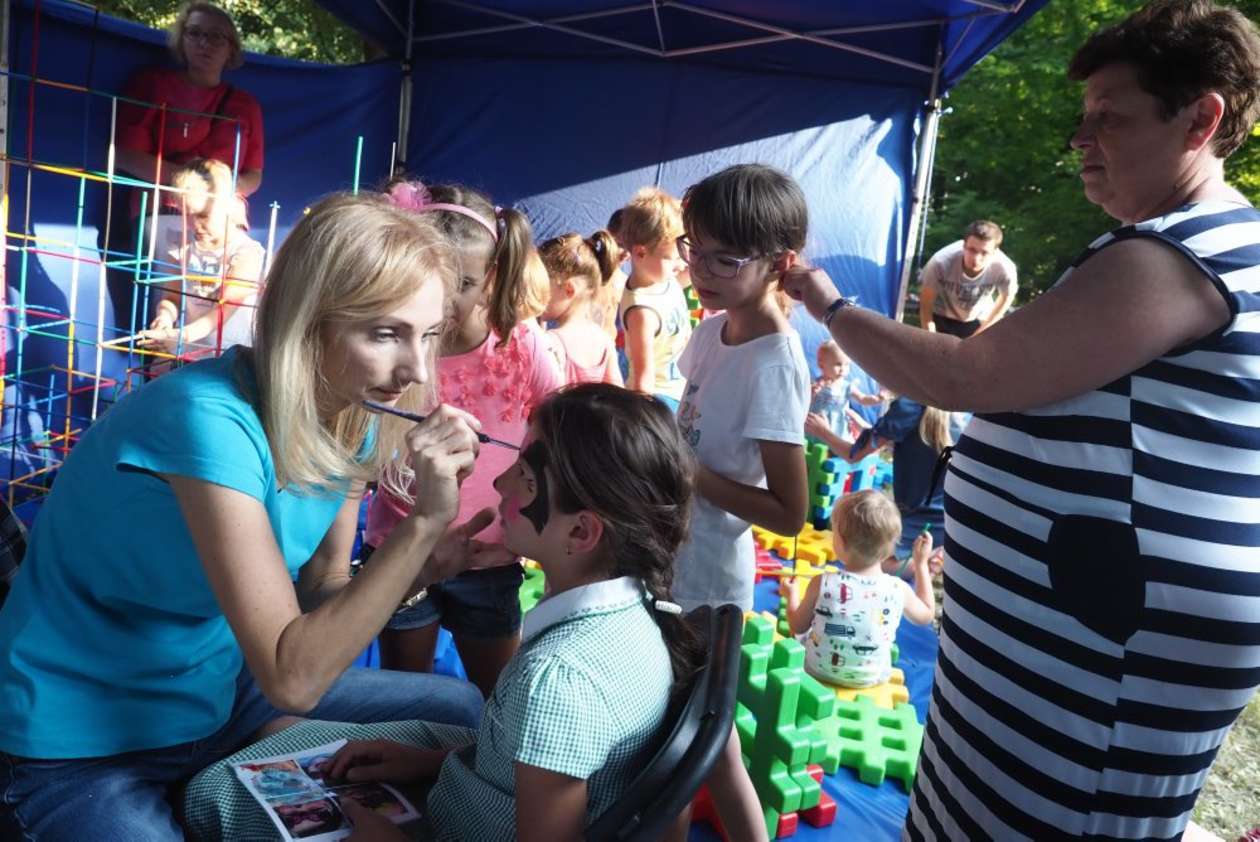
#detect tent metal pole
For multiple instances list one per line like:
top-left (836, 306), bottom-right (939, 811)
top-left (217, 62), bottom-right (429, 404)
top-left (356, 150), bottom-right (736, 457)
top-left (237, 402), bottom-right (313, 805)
top-left (373, 0), bottom-right (408, 37)
top-left (395, 0), bottom-right (414, 175)
top-left (895, 40), bottom-right (944, 322)
top-left (426, 0), bottom-right (663, 56)
top-left (666, 3), bottom-right (933, 73)
top-left (960, 0), bottom-right (1026, 13)
top-left (412, 4), bottom-right (655, 43)
top-left (1, 0), bottom-right (9, 296)
top-left (650, 0), bottom-right (666, 53)
top-left (418, 11), bottom-right (947, 47)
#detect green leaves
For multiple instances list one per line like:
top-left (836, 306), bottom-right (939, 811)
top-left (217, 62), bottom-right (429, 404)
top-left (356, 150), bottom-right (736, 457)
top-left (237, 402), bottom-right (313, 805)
top-left (924, 0), bottom-right (1260, 300)
top-left (94, 0), bottom-right (366, 65)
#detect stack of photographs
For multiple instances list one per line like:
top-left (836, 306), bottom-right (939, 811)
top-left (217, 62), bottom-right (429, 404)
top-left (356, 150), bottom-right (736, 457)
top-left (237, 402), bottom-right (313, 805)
top-left (232, 740), bottom-right (420, 841)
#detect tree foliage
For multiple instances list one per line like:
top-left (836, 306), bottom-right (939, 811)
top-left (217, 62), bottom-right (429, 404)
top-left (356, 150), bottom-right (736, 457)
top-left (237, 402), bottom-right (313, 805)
top-left (922, 0), bottom-right (1260, 299)
top-left (93, 0), bottom-right (365, 65)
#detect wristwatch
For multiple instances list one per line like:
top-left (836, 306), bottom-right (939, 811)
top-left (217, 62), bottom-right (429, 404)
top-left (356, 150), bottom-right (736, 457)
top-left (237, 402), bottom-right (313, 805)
top-left (822, 294), bottom-right (858, 327)
top-left (398, 587), bottom-right (428, 612)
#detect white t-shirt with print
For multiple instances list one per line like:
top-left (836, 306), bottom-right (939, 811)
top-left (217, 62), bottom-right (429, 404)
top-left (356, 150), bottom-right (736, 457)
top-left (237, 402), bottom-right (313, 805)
top-left (802, 569), bottom-right (906, 688)
top-left (673, 314), bottom-right (810, 610)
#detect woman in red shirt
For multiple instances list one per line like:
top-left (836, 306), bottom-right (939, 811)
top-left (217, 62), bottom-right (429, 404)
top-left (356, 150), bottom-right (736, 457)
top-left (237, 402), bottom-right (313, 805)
top-left (115, 2), bottom-right (264, 221)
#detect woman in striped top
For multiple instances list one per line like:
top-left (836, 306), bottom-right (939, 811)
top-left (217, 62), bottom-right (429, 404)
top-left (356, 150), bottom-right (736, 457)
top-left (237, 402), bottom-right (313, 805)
top-left (783, 1), bottom-right (1260, 838)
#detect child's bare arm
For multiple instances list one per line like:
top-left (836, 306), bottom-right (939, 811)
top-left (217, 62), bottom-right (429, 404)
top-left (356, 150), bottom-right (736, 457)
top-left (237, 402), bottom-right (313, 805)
top-left (851, 387), bottom-right (885, 406)
top-left (696, 441), bottom-right (807, 537)
top-left (901, 532), bottom-right (936, 625)
top-left (515, 763), bottom-right (587, 842)
top-left (706, 729), bottom-right (770, 842)
top-left (786, 574), bottom-right (822, 636)
top-left (623, 306), bottom-right (659, 393)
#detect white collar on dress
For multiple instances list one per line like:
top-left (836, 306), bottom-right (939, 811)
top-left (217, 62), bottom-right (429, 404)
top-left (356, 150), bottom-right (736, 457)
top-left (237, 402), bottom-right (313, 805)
top-left (521, 576), bottom-right (645, 644)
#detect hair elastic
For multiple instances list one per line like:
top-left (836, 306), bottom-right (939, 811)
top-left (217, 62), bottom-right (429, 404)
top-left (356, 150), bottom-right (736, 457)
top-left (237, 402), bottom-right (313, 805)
top-left (653, 598), bottom-right (683, 616)
top-left (388, 182), bottom-right (498, 242)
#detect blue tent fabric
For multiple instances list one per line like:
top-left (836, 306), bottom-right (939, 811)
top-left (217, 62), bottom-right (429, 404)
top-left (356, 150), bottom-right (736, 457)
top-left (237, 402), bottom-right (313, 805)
top-left (408, 55), bottom-right (917, 320)
top-left (322, 0), bottom-right (1045, 376)
top-left (318, 1), bottom-right (1045, 93)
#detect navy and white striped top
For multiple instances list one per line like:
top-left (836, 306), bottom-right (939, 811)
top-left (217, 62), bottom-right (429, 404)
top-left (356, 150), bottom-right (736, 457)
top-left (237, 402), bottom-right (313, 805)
top-left (905, 201), bottom-right (1260, 841)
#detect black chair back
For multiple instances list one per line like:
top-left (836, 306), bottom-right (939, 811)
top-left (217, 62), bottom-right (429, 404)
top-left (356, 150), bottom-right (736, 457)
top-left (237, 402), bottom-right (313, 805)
top-left (587, 603), bottom-right (744, 842)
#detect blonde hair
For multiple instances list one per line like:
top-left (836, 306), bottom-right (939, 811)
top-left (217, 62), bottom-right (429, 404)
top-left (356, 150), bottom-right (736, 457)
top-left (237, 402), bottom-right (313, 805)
top-left (518, 249), bottom-right (551, 321)
top-left (169, 2), bottom-right (244, 70)
top-left (250, 192), bottom-right (456, 495)
top-left (918, 406), bottom-right (955, 454)
top-left (172, 158), bottom-right (246, 231)
top-left (619, 187), bottom-right (683, 249)
top-left (831, 490), bottom-right (901, 563)
top-left (816, 340), bottom-right (845, 366)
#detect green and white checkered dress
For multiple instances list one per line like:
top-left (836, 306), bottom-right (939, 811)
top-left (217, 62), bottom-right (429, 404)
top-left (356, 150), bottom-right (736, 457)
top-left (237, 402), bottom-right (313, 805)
top-left (183, 577), bottom-right (673, 841)
top-left (426, 576), bottom-right (672, 840)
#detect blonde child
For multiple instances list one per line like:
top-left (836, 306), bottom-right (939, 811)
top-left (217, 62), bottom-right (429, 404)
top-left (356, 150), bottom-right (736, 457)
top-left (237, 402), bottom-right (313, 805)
top-left (363, 180), bottom-right (563, 695)
top-left (140, 158), bottom-right (264, 361)
top-left (539, 231), bottom-right (624, 385)
top-left (183, 385), bottom-right (700, 842)
top-left (805, 340), bottom-right (884, 445)
top-left (617, 187), bottom-right (691, 409)
top-left (786, 490), bottom-right (935, 688)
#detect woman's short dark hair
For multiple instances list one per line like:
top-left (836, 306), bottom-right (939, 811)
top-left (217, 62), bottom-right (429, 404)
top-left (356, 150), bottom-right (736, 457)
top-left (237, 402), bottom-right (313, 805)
top-left (1068, 0), bottom-right (1260, 158)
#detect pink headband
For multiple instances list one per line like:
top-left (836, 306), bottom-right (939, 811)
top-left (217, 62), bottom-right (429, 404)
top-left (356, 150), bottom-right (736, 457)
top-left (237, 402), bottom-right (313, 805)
top-left (388, 182), bottom-right (498, 242)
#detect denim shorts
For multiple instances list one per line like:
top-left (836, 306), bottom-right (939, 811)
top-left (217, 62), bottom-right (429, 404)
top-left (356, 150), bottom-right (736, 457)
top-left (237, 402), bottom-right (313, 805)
top-left (361, 545), bottom-right (524, 638)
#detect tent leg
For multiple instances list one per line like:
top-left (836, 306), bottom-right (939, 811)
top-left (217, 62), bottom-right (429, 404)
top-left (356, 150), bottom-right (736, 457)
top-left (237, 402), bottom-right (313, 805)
top-left (395, 0), bottom-right (415, 175)
top-left (895, 43), bottom-right (944, 323)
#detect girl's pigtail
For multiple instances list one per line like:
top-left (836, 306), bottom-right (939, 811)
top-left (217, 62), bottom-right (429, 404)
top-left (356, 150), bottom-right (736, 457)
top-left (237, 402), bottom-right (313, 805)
top-left (486, 206), bottom-right (537, 347)
top-left (586, 229), bottom-right (618, 286)
top-left (640, 563), bottom-right (703, 693)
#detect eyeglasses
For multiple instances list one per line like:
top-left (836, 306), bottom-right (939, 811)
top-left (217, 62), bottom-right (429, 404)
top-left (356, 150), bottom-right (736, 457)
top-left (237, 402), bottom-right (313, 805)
top-left (676, 235), bottom-right (767, 280)
top-left (184, 27), bottom-right (232, 47)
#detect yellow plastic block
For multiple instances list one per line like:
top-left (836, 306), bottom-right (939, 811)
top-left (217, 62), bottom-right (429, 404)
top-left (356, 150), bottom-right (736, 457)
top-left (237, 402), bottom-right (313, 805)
top-left (829, 668), bottom-right (910, 709)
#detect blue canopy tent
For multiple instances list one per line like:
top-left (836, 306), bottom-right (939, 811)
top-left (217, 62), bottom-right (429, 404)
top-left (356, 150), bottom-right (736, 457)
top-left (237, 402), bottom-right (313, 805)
top-left (0, 2), bottom-right (1047, 838)
top-left (316, 0), bottom-right (1046, 324)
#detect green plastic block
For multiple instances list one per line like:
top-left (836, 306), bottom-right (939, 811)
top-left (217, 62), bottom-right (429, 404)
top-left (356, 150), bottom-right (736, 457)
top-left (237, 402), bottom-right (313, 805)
top-left (736, 616), bottom-right (841, 819)
top-left (518, 565), bottom-right (546, 615)
top-left (820, 695), bottom-right (924, 791)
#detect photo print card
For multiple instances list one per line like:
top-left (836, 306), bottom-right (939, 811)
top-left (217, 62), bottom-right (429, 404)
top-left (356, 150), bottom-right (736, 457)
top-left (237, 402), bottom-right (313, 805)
top-left (232, 739), bottom-right (420, 841)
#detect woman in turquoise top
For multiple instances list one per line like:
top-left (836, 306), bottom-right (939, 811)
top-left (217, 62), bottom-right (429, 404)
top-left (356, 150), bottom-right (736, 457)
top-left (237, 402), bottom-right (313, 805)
top-left (0, 193), bottom-right (489, 841)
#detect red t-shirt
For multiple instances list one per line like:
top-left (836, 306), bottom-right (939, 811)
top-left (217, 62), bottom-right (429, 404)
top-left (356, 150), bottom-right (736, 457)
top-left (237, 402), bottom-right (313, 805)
top-left (117, 67), bottom-right (264, 214)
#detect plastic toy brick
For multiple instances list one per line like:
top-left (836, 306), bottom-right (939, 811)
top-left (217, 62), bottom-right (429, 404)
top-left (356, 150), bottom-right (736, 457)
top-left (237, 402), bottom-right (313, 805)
top-left (518, 562), bottom-right (546, 615)
top-left (799, 765), bottom-right (837, 828)
top-left (819, 695), bottom-right (924, 791)
top-left (736, 614), bottom-right (838, 838)
top-left (775, 812), bottom-right (798, 838)
top-left (828, 668), bottom-right (910, 709)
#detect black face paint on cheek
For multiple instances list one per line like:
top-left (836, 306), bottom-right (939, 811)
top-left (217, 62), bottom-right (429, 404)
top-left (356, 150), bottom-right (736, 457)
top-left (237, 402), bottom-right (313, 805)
top-left (520, 441), bottom-right (551, 534)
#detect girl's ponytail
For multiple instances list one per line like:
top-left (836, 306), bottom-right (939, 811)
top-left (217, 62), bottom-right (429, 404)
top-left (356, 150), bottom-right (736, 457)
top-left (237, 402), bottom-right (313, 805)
top-left (486, 207), bottom-right (537, 347)
top-left (586, 229), bottom-right (618, 286)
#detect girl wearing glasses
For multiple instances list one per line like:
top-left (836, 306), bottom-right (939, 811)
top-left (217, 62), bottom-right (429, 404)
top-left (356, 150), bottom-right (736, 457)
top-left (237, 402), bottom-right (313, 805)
top-left (671, 164), bottom-right (811, 614)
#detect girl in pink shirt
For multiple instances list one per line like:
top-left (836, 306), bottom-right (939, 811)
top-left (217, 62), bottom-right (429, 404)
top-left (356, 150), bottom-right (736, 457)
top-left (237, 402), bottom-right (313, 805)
top-left (539, 231), bottom-right (624, 386)
top-left (364, 180), bottom-right (562, 695)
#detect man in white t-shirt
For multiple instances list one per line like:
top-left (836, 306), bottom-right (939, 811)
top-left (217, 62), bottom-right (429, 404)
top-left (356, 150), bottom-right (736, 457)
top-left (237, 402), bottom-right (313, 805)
top-left (917, 219), bottom-right (1018, 338)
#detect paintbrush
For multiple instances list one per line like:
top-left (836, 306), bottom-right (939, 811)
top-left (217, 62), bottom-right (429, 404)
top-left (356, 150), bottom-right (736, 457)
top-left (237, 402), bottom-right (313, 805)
top-left (361, 400), bottom-right (520, 451)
